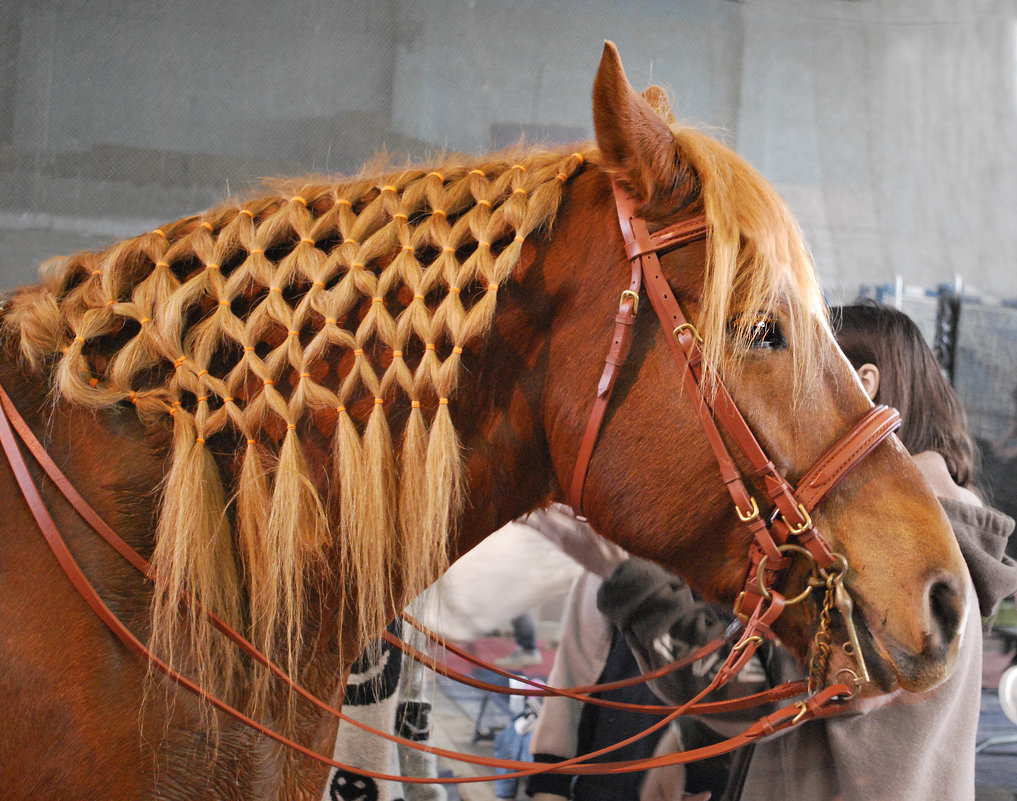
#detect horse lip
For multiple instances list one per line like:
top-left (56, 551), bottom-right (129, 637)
top-left (818, 602), bottom-right (899, 693)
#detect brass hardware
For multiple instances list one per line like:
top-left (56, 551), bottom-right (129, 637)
top-left (783, 503), bottom-right (813, 536)
top-left (755, 543), bottom-right (820, 606)
top-left (619, 289), bottom-right (640, 315)
top-left (672, 322), bottom-right (702, 344)
top-left (732, 634), bottom-right (763, 653)
top-left (791, 701), bottom-right (810, 725)
top-left (736, 496), bottom-right (760, 523)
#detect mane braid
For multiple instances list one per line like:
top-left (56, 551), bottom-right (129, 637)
top-left (3, 147), bottom-right (589, 709)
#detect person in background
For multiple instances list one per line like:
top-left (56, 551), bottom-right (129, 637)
top-left (530, 302), bottom-right (1017, 801)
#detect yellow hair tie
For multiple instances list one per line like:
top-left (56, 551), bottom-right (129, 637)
top-left (425, 343), bottom-right (436, 351)
top-left (438, 397), bottom-right (449, 405)
top-left (413, 294), bottom-right (425, 301)
top-left (352, 262), bottom-right (365, 269)
top-left (91, 269), bottom-right (103, 276)
top-left (374, 397), bottom-right (385, 405)
top-left (381, 185), bottom-right (397, 193)
top-left (449, 286), bottom-right (461, 294)
top-left (238, 209), bottom-right (254, 218)
top-left (392, 350), bottom-right (403, 358)
top-left (372, 296), bottom-right (384, 304)
top-left (299, 372), bottom-right (310, 378)
top-left (152, 229), bottom-right (167, 239)
top-left (246, 438), bottom-right (256, 445)
top-left (300, 238), bottom-right (315, 246)
top-left (288, 330), bottom-right (299, 337)
top-left (392, 212), bottom-right (408, 220)
top-left (476, 199), bottom-right (492, 208)
top-left (343, 238), bottom-right (358, 246)
top-left (325, 317), bottom-right (338, 325)
top-left (196, 369), bottom-right (209, 378)
top-left (217, 299), bottom-right (230, 306)
top-left (206, 263), bottom-right (220, 270)
top-left (269, 286), bottom-right (282, 293)
top-left (249, 248), bottom-right (265, 256)
top-left (431, 208), bottom-right (447, 217)
top-left (336, 405), bottom-right (347, 413)
top-left (487, 283), bottom-right (498, 291)
top-left (514, 235), bottom-right (525, 243)
top-left (402, 245), bottom-right (415, 252)
top-left (286, 423), bottom-right (297, 430)
top-left (140, 317), bottom-right (152, 325)
top-left (556, 173), bottom-right (568, 182)
top-left (453, 346), bottom-right (463, 354)
top-left (199, 221), bottom-right (214, 231)
top-left (442, 246), bottom-right (455, 254)
top-left (354, 348), bottom-right (364, 356)
top-left (195, 437), bottom-right (205, 444)
top-left (312, 281), bottom-right (325, 288)
top-left (291, 195), bottom-right (307, 206)
top-left (71, 334), bottom-right (85, 344)
top-left (411, 400), bottom-right (421, 408)
top-left (469, 169), bottom-right (486, 178)
top-left (428, 172), bottom-right (444, 182)
top-left (478, 241), bottom-right (490, 249)
top-left (263, 378), bottom-right (274, 386)
top-left (513, 187), bottom-right (528, 195)
top-left (128, 391), bottom-right (137, 403)
top-left (336, 198), bottom-right (353, 207)
top-left (155, 261), bottom-right (170, 269)
top-left (571, 152), bottom-right (585, 164)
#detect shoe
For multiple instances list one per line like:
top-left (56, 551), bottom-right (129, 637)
top-left (495, 647), bottom-right (542, 668)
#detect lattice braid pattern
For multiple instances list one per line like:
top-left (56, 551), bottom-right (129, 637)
top-left (5, 147), bottom-right (589, 700)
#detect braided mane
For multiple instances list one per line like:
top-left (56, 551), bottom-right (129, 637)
top-left (4, 147), bottom-right (589, 699)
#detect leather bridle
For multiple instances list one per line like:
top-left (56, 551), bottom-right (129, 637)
top-left (571, 177), bottom-right (902, 691)
top-left (0, 177), bottom-right (903, 783)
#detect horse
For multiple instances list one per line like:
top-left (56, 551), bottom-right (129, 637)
top-left (0, 43), bottom-right (968, 800)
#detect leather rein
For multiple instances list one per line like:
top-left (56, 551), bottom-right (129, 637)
top-left (0, 178), bottom-right (902, 783)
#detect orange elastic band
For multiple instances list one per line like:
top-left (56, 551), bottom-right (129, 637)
top-left (442, 247), bottom-right (455, 254)
top-left (556, 172), bottom-right (568, 182)
top-left (89, 378), bottom-right (99, 388)
top-left (476, 199), bottom-right (492, 208)
top-left (263, 379), bottom-right (274, 386)
top-left (392, 212), bottom-right (408, 220)
top-left (224, 397), bottom-right (234, 403)
top-left (152, 229), bottom-right (168, 239)
top-left (218, 299), bottom-right (229, 306)
top-left (512, 164), bottom-right (527, 172)
top-left (196, 437), bottom-right (205, 444)
top-left (372, 297), bottom-right (383, 304)
top-left (200, 221), bottom-right (214, 231)
top-left (354, 348), bottom-right (364, 356)
top-left (411, 400), bottom-right (421, 408)
top-left (487, 283), bottom-right (498, 291)
top-left (269, 286), bottom-right (282, 293)
top-left (243, 346), bottom-right (255, 352)
top-left (514, 235), bottom-right (525, 243)
top-left (312, 281), bottom-right (325, 288)
top-left (571, 152), bottom-right (585, 164)
top-left (478, 241), bottom-right (490, 248)
top-left (128, 391), bottom-right (137, 403)
top-left (300, 238), bottom-right (315, 246)
top-left (449, 286), bottom-right (461, 294)
top-left (299, 372), bottom-right (310, 378)
top-left (155, 261), bottom-right (170, 269)
top-left (352, 262), bottom-right (365, 270)
top-left (438, 397), bottom-right (449, 405)
top-left (336, 198), bottom-right (353, 206)
top-left (381, 185), bottom-right (398, 193)
top-left (246, 438), bottom-right (256, 445)
top-left (392, 350), bottom-right (403, 358)
top-left (286, 423), bottom-right (296, 430)
top-left (431, 208), bottom-right (447, 217)
top-left (206, 263), bottom-right (220, 270)
top-left (249, 248), bottom-right (265, 255)
top-left (196, 396), bottom-right (208, 403)
top-left (239, 209), bottom-right (254, 218)
top-left (413, 294), bottom-right (425, 301)
top-left (288, 330), bottom-right (299, 336)
top-left (336, 405), bottom-right (347, 413)
top-left (425, 343), bottom-right (436, 351)
top-left (453, 346), bottom-right (463, 354)
top-left (291, 195), bottom-right (307, 206)
top-left (72, 335), bottom-right (85, 344)
top-left (343, 238), bottom-right (358, 246)
top-left (196, 369), bottom-right (209, 378)
top-left (325, 317), bottom-right (338, 325)
top-left (513, 187), bottom-right (527, 195)
top-left (374, 397), bottom-right (384, 405)
top-left (140, 317), bottom-right (151, 325)
top-left (91, 269), bottom-right (103, 276)
top-left (469, 169), bottom-right (486, 178)
top-left (428, 172), bottom-right (444, 182)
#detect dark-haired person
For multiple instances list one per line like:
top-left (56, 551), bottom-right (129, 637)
top-left (531, 302), bottom-right (1017, 801)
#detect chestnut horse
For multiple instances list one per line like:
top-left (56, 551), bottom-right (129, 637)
top-left (0, 44), bottom-right (966, 800)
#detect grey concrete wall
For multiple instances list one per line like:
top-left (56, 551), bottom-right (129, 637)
top-left (1, 0), bottom-right (1014, 303)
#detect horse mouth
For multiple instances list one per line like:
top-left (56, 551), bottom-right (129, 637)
top-left (818, 592), bottom-right (958, 695)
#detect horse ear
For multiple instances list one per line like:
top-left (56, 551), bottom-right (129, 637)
top-left (640, 85), bottom-right (676, 124)
top-left (593, 42), bottom-right (698, 213)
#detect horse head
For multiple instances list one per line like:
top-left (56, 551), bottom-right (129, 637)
top-left (534, 43), bottom-right (967, 695)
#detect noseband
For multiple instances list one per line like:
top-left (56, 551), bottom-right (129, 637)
top-left (570, 178), bottom-right (902, 692)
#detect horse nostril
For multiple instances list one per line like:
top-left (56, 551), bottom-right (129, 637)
top-left (927, 573), bottom-right (964, 653)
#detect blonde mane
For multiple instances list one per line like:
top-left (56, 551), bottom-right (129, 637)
top-left (3, 147), bottom-right (588, 701)
top-left (1, 122), bottom-right (825, 707)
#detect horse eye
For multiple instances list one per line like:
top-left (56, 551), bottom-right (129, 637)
top-left (744, 316), bottom-right (785, 350)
